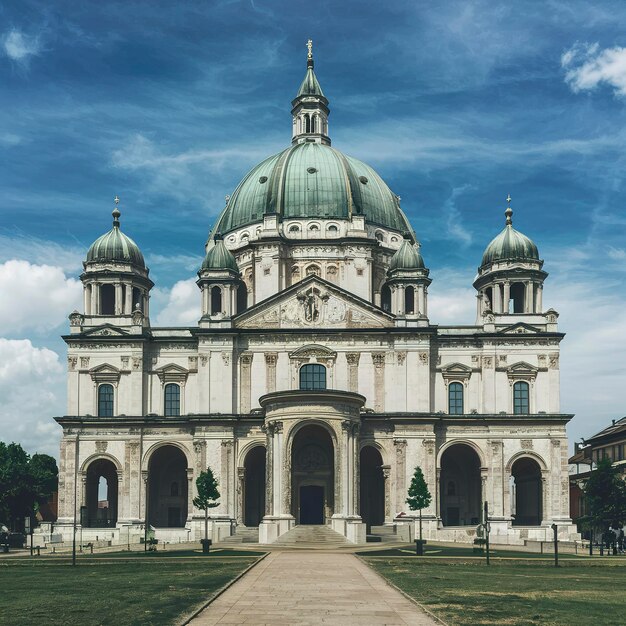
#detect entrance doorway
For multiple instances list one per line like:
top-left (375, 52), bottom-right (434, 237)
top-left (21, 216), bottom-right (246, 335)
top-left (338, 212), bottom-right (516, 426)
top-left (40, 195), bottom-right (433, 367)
top-left (244, 446), bottom-right (266, 526)
top-left (300, 485), bottom-right (324, 524)
top-left (291, 424), bottom-right (334, 525)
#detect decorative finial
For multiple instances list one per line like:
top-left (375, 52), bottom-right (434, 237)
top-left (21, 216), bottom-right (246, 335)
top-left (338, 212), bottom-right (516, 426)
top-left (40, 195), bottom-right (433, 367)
top-left (225, 194), bottom-right (231, 204)
top-left (112, 195), bottom-right (121, 227)
top-left (306, 39), bottom-right (313, 67)
top-left (505, 193), bottom-right (513, 225)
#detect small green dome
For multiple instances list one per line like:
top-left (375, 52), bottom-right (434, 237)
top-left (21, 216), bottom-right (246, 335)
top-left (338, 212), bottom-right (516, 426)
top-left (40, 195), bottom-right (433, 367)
top-left (481, 206), bottom-right (539, 267)
top-left (214, 142), bottom-right (412, 235)
top-left (86, 208), bottom-right (145, 268)
top-left (389, 239), bottom-right (425, 271)
top-left (201, 236), bottom-right (239, 272)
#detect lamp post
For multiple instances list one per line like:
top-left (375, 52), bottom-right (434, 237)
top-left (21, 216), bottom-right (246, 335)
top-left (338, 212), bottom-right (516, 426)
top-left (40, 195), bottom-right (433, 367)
top-left (552, 523), bottom-right (559, 567)
top-left (484, 501), bottom-right (490, 566)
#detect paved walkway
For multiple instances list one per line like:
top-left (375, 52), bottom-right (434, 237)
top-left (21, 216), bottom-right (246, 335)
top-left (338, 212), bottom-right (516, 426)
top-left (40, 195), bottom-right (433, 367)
top-left (190, 551), bottom-right (437, 625)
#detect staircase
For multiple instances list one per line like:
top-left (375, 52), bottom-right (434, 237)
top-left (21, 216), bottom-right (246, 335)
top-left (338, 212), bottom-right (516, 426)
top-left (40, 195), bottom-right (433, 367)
top-left (368, 525), bottom-right (405, 544)
top-left (218, 526), bottom-right (260, 545)
top-left (271, 524), bottom-right (351, 548)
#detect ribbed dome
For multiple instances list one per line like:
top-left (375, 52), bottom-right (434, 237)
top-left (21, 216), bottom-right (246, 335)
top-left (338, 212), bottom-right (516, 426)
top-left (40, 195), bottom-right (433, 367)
top-left (201, 236), bottom-right (239, 272)
top-left (481, 206), bottom-right (539, 267)
top-left (214, 142), bottom-right (412, 235)
top-left (86, 208), bottom-right (145, 268)
top-left (389, 239), bottom-right (425, 271)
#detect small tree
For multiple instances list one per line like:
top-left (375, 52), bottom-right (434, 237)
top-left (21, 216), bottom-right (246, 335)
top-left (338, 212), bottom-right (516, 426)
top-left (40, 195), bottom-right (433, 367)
top-left (193, 468), bottom-right (220, 549)
top-left (582, 457), bottom-right (626, 545)
top-left (406, 465), bottom-right (432, 543)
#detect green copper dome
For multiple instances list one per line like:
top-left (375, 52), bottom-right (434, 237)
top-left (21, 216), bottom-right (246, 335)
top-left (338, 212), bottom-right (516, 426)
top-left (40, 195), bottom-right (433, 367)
top-left (214, 142), bottom-right (412, 235)
top-left (481, 205), bottom-right (539, 267)
top-left (86, 207), bottom-right (145, 268)
top-left (201, 236), bottom-right (239, 272)
top-left (389, 239), bottom-right (425, 271)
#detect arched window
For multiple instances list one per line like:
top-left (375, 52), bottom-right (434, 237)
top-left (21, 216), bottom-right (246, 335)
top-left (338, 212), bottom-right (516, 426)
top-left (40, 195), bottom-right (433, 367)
top-left (289, 224), bottom-right (300, 233)
top-left (513, 381), bottom-right (530, 414)
top-left (98, 384), bottom-right (114, 417)
top-left (311, 115), bottom-right (316, 133)
top-left (237, 283), bottom-right (248, 314)
top-left (304, 114), bottom-right (310, 133)
top-left (164, 383), bottom-right (180, 417)
top-left (405, 286), bottom-right (415, 314)
top-left (100, 284), bottom-right (115, 315)
top-left (448, 382), bottom-right (464, 414)
top-left (132, 287), bottom-right (142, 311)
top-left (511, 282), bottom-right (525, 313)
top-left (375, 231), bottom-right (384, 242)
top-left (306, 264), bottom-right (320, 276)
top-left (210, 286), bottom-right (222, 315)
top-left (299, 364), bottom-right (326, 390)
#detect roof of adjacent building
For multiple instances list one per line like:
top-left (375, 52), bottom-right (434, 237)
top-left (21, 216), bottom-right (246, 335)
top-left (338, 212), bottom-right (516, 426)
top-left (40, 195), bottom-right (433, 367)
top-left (86, 207), bottom-right (145, 268)
top-left (213, 142), bottom-right (413, 236)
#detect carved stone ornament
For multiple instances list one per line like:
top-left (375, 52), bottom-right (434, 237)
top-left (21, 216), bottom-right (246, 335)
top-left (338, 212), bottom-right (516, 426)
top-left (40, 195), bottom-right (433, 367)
top-left (549, 353), bottom-right (560, 369)
top-left (69, 311), bottom-right (83, 327)
top-left (221, 439), bottom-right (234, 449)
top-left (132, 309), bottom-right (144, 325)
top-left (521, 439), bottom-right (533, 450)
top-left (221, 352), bottom-right (231, 366)
top-left (95, 440), bottom-right (108, 453)
top-left (396, 351), bottom-right (407, 366)
top-left (67, 356), bottom-right (78, 371)
top-left (121, 356), bottom-right (130, 369)
top-left (193, 440), bottom-right (206, 454)
top-left (200, 355), bottom-right (208, 366)
top-left (372, 352), bottom-right (386, 368)
top-left (132, 357), bottom-right (142, 371)
top-left (422, 439), bottom-right (435, 454)
top-left (551, 439), bottom-right (561, 447)
top-left (346, 352), bottom-right (361, 366)
top-left (264, 352), bottom-right (278, 366)
top-left (188, 356), bottom-right (198, 370)
top-left (482, 356), bottom-right (493, 369)
top-left (80, 357), bottom-right (90, 369)
top-left (240, 352), bottom-right (254, 366)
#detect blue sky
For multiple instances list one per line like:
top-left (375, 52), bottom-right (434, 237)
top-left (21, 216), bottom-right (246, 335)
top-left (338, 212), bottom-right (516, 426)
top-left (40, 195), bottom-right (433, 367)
top-left (1, 0), bottom-right (626, 456)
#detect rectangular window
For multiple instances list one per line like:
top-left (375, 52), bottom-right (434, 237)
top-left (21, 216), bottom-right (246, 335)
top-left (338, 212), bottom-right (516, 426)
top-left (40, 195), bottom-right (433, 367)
top-left (98, 384), bottom-right (114, 417)
top-left (513, 381), bottom-right (530, 414)
top-left (448, 383), bottom-right (464, 415)
top-left (164, 384), bottom-right (181, 417)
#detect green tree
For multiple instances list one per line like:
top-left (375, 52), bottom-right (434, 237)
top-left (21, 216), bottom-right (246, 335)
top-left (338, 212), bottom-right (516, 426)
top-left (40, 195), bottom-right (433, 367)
top-left (582, 457), bottom-right (626, 542)
top-left (193, 468), bottom-right (220, 547)
top-left (0, 443), bottom-right (58, 530)
top-left (406, 465), bottom-right (432, 543)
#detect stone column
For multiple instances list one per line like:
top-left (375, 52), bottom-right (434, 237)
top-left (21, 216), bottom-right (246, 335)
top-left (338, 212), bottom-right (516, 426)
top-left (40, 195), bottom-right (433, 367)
top-left (493, 283), bottom-right (502, 313)
top-left (422, 439), bottom-right (437, 517)
top-left (115, 283), bottom-right (123, 315)
top-left (186, 468), bottom-right (194, 522)
top-left (371, 352), bottom-right (386, 412)
top-left (541, 470), bottom-right (549, 524)
top-left (91, 283), bottom-right (99, 315)
top-left (265, 353), bottom-right (277, 394)
top-left (503, 281), bottom-right (511, 314)
top-left (240, 352), bottom-right (254, 413)
top-left (525, 282), bottom-right (533, 313)
top-left (340, 421), bottom-right (350, 516)
top-left (536, 284), bottom-right (543, 313)
top-left (489, 440), bottom-right (504, 519)
top-left (202, 286), bottom-right (209, 315)
top-left (393, 439), bottom-right (407, 515)
top-left (382, 465), bottom-right (391, 521)
top-left (221, 440), bottom-right (234, 518)
top-left (237, 467), bottom-right (246, 525)
top-left (418, 284), bottom-right (425, 315)
top-left (125, 284), bottom-right (133, 314)
top-left (346, 353), bottom-right (360, 393)
top-left (141, 470), bottom-right (148, 522)
top-left (263, 424), bottom-right (274, 516)
top-left (435, 468), bottom-right (441, 519)
top-left (84, 284), bottom-right (91, 315)
top-left (413, 286), bottom-right (419, 315)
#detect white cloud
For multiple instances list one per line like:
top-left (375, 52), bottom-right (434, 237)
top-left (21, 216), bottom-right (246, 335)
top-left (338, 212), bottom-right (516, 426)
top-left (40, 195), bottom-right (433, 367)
top-left (0, 233), bottom-right (84, 273)
top-left (0, 260), bottom-right (82, 335)
top-left (0, 338), bottom-right (63, 457)
top-left (152, 278), bottom-right (200, 326)
top-left (2, 29), bottom-right (41, 63)
top-left (562, 42), bottom-right (626, 96)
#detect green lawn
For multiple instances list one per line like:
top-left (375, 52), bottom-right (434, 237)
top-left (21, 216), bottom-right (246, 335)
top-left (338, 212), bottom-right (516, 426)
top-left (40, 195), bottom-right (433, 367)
top-left (365, 556), bottom-right (626, 626)
top-left (0, 552), bottom-right (261, 626)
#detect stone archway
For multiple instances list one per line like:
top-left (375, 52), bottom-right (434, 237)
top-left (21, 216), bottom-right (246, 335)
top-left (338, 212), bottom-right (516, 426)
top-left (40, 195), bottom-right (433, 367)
top-left (244, 446), bottom-right (266, 527)
top-left (360, 446), bottom-right (384, 532)
top-left (440, 444), bottom-right (482, 526)
top-left (291, 424), bottom-right (334, 525)
top-left (511, 457), bottom-right (542, 526)
top-left (148, 445), bottom-right (188, 528)
top-left (85, 459), bottom-right (118, 528)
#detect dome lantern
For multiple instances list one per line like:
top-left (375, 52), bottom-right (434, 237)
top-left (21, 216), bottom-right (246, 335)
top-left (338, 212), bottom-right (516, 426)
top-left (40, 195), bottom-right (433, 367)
top-left (80, 197), bottom-right (153, 327)
top-left (473, 196), bottom-right (547, 321)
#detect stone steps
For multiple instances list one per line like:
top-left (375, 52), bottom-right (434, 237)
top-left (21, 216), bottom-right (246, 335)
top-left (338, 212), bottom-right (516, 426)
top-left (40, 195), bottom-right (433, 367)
top-left (272, 524), bottom-right (350, 547)
top-left (219, 526), bottom-right (260, 544)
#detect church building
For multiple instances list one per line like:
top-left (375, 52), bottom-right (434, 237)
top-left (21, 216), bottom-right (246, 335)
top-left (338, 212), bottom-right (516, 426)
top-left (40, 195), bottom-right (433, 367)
top-left (54, 45), bottom-right (577, 546)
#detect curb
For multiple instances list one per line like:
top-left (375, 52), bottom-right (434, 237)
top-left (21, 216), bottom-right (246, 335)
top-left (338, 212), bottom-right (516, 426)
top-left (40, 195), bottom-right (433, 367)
top-left (356, 554), bottom-right (448, 626)
top-left (178, 552), bottom-right (269, 625)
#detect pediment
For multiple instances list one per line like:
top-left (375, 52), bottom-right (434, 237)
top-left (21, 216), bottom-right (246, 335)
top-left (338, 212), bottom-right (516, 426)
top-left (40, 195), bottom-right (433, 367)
top-left (154, 363), bottom-right (189, 383)
top-left (290, 344), bottom-right (337, 359)
top-left (89, 363), bottom-right (121, 383)
top-left (440, 362), bottom-right (473, 380)
top-left (499, 322), bottom-right (542, 335)
top-left (507, 361), bottom-right (538, 376)
top-left (83, 324), bottom-right (129, 337)
top-left (234, 276), bottom-right (394, 330)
